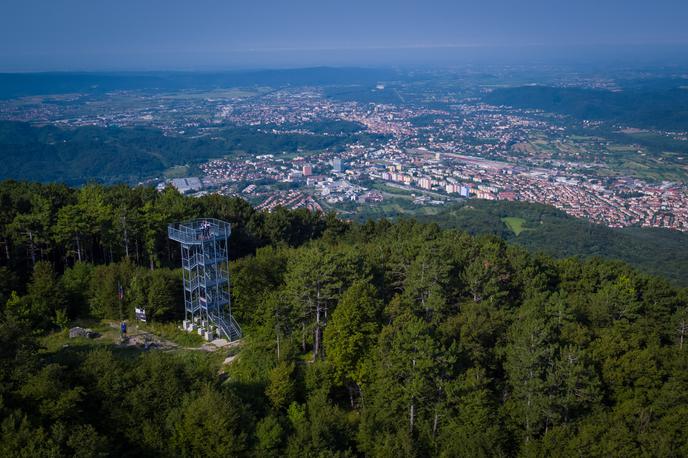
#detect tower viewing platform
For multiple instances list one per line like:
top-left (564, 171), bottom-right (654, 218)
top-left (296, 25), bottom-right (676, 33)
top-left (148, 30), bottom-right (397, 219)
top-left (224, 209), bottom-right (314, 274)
top-left (168, 218), bottom-right (241, 341)
top-left (168, 218), bottom-right (231, 245)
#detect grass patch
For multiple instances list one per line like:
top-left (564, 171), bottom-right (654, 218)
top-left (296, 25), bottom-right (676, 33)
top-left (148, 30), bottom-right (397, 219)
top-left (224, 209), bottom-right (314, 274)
top-left (38, 319), bottom-right (226, 372)
top-left (40, 320), bottom-right (144, 362)
top-left (370, 182), bottom-right (415, 197)
top-left (164, 165), bottom-right (190, 178)
top-left (42, 319), bottom-right (204, 350)
top-left (137, 321), bottom-right (205, 347)
top-left (502, 216), bottom-right (528, 236)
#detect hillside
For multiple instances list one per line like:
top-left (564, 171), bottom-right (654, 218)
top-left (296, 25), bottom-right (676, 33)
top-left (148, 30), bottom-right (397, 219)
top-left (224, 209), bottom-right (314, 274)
top-left (1, 181), bottom-right (687, 456)
top-left (418, 200), bottom-right (688, 286)
top-left (0, 121), bottom-right (364, 184)
top-left (483, 84), bottom-right (688, 130)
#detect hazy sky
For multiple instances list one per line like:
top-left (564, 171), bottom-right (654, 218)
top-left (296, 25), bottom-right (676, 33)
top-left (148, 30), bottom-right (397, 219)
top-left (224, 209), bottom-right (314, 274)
top-left (2, 0), bottom-right (688, 70)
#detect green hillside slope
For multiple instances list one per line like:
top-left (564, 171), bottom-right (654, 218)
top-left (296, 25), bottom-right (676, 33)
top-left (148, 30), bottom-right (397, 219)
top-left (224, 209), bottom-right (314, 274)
top-left (418, 200), bottom-right (688, 286)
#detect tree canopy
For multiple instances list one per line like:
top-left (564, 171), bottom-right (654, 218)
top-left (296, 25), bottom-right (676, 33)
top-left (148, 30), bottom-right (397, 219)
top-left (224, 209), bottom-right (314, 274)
top-left (1, 180), bottom-right (687, 457)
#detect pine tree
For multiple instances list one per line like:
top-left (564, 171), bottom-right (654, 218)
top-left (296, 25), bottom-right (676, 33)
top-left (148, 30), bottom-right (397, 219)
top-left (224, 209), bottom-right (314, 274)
top-left (324, 280), bottom-right (382, 405)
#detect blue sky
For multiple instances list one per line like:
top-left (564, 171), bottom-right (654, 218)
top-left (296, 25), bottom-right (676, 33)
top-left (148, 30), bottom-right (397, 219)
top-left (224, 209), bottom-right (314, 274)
top-left (2, 0), bottom-right (687, 70)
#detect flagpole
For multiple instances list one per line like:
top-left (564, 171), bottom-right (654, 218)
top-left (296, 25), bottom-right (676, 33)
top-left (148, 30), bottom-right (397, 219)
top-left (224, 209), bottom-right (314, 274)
top-left (118, 282), bottom-right (125, 341)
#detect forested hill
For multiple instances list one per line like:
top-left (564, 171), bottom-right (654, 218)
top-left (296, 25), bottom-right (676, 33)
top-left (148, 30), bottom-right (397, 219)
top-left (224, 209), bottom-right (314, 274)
top-left (1, 181), bottom-right (688, 456)
top-left (0, 121), bottom-right (369, 184)
top-left (416, 200), bottom-right (688, 286)
top-left (483, 84), bottom-right (688, 130)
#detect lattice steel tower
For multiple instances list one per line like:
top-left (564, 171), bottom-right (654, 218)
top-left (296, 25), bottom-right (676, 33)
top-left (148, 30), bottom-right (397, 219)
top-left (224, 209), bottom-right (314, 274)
top-left (168, 218), bottom-right (242, 341)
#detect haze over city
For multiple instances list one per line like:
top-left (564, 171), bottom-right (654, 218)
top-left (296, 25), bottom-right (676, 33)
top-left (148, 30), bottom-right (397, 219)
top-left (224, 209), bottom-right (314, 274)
top-left (2, 0), bottom-right (688, 70)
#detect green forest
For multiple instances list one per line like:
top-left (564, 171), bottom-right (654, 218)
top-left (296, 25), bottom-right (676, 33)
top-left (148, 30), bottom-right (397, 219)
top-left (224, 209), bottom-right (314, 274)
top-left (1, 181), bottom-right (688, 457)
top-left (416, 200), bottom-right (688, 287)
top-left (483, 85), bottom-right (688, 131)
top-left (0, 121), bottom-right (373, 185)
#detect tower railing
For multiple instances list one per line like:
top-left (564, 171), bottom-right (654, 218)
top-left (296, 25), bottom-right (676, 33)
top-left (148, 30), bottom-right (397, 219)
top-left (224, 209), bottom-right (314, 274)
top-left (168, 218), bottom-right (231, 245)
top-left (168, 218), bottom-right (241, 341)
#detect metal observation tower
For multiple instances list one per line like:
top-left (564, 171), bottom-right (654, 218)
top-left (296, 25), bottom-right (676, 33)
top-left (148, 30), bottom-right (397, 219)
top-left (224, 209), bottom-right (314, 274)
top-left (168, 218), bottom-right (242, 341)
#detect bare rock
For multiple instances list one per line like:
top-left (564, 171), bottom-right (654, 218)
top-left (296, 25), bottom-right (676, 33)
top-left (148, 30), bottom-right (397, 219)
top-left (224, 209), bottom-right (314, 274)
top-left (69, 327), bottom-right (99, 339)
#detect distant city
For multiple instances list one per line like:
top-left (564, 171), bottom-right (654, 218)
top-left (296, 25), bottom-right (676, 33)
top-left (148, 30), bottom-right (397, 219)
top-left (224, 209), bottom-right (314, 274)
top-left (1, 68), bottom-right (687, 231)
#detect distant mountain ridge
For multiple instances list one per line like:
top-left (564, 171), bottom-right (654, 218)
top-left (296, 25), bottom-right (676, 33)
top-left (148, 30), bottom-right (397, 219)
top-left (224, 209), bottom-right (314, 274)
top-left (0, 67), bottom-right (399, 99)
